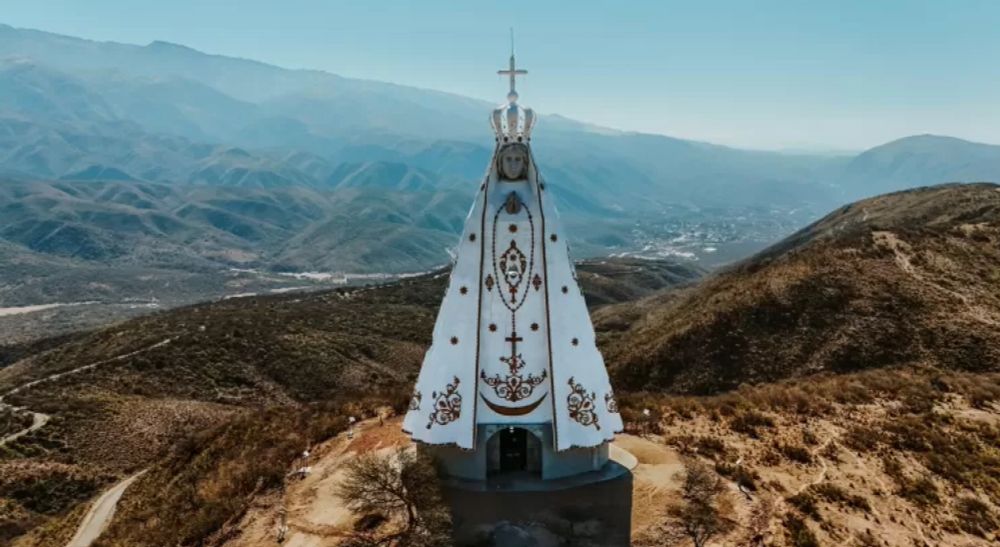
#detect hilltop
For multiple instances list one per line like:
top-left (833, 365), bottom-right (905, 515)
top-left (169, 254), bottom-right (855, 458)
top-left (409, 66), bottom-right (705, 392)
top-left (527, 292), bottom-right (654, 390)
top-left (600, 182), bottom-right (1000, 394)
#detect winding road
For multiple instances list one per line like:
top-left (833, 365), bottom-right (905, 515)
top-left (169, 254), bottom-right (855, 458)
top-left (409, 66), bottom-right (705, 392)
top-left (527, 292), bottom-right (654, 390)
top-left (0, 410), bottom-right (49, 448)
top-left (0, 337), bottom-right (176, 447)
top-left (0, 338), bottom-right (175, 545)
top-left (65, 470), bottom-right (147, 547)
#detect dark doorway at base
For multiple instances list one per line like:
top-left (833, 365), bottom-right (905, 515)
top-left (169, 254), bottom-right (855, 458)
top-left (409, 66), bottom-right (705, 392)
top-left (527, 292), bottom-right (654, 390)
top-left (499, 427), bottom-right (527, 471)
top-left (487, 426), bottom-right (542, 476)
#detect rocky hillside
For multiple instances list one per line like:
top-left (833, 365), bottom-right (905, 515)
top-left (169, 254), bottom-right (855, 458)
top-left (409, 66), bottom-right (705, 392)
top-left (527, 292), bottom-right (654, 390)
top-left (600, 183), bottom-right (1000, 394)
top-left (0, 257), bottom-right (698, 545)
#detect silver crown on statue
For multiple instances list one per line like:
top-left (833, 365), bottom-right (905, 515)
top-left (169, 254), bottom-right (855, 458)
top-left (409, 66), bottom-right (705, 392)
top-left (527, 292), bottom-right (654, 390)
top-left (491, 102), bottom-right (536, 143)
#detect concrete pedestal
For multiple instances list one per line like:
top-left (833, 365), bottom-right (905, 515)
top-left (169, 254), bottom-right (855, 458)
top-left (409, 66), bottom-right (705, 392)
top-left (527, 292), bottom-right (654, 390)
top-left (442, 461), bottom-right (633, 546)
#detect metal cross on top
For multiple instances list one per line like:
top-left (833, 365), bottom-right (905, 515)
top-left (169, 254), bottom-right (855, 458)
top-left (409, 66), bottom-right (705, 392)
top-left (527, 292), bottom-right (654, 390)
top-left (498, 29), bottom-right (527, 102)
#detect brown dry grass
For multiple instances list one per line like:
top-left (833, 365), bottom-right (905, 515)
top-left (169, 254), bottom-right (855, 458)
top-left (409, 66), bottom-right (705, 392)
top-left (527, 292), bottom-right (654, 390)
top-left (625, 367), bottom-right (1000, 545)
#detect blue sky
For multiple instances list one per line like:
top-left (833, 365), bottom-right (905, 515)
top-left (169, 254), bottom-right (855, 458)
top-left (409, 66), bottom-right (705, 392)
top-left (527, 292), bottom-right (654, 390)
top-left (3, 0), bottom-right (999, 151)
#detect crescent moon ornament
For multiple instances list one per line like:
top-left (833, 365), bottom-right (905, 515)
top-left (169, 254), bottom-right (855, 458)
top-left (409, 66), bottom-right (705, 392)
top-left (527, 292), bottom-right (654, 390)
top-left (481, 393), bottom-right (548, 416)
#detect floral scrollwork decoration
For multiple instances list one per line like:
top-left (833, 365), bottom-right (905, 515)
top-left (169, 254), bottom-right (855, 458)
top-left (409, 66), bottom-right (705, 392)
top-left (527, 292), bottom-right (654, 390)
top-left (427, 377), bottom-right (462, 429)
top-left (605, 392), bottom-right (619, 414)
top-left (408, 390), bottom-right (422, 411)
top-left (567, 377), bottom-right (600, 430)
top-left (481, 368), bottom-right (547, 402)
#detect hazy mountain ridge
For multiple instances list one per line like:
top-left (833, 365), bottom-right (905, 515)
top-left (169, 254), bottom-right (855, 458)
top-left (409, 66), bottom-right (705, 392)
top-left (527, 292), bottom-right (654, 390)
top-left (840, 135), bottom-right (1000, 198)
top-left (0, 23), bottom-right (843, 209)
top-left (2, 23), bottom-right (997, 210)
top-left (3, 23), bottom-right (1000, 337)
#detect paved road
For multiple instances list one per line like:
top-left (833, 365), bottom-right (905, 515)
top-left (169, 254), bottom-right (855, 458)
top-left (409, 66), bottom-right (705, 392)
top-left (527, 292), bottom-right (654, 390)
top-left (66, 470), bottom-right (147, 547)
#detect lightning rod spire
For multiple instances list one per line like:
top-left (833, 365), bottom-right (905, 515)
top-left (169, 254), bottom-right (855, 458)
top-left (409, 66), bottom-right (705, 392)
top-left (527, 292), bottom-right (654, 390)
top-left (498, 28), bottom-right (527, 103)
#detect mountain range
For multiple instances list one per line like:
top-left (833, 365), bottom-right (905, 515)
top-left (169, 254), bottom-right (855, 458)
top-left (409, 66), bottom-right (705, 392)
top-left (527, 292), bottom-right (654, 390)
top-left (2, 23), bottom-right (1000, 315)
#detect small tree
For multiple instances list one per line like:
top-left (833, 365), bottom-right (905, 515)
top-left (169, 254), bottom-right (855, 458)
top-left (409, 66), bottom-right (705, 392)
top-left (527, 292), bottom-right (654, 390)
top-left (336, 448), bottom-right (452, 547)
top-left (665, 459), bottom-right (736, 547)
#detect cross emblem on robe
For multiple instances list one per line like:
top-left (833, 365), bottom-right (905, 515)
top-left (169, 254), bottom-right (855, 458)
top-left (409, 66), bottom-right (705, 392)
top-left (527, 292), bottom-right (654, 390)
top-left (498, 31), bottom-right (527, 102)
top-left (505, 331), bottom-right (523, 355)
top-left (500, 331), bottom-right (525, 373)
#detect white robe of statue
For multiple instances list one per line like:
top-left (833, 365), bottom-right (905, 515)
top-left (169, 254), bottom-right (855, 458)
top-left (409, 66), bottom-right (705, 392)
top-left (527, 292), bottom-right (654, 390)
top-left (403, 100), bottom-right (623, 451)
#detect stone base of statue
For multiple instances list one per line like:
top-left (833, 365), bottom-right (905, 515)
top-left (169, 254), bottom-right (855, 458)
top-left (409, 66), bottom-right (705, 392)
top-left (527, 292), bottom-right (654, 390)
top-left (442, 461), bottom-right (632, 547)
top-left (420, 424), bottom-right (633, 547)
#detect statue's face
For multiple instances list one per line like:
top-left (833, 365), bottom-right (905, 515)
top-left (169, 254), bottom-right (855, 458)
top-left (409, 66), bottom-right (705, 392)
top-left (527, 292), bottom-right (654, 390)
top-left (498, 145), bottom-right (528, 180)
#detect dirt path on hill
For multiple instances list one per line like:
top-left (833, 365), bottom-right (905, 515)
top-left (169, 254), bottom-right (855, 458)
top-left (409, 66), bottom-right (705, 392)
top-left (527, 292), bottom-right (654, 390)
top-left (65, 470), bottom-right (147, 547)
top-left (793, 437), bottom-right (834, 496)
top-left (221, 417), bottom-right (410, 546)
top-left (0, 410), bottom-right (49, 447)
top-left (0, 337), bottom-right (176, 447)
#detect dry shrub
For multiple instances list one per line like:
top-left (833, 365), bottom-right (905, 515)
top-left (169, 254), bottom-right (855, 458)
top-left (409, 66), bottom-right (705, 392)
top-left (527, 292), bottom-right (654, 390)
top-left (657, 394), bottom-right (701, 418)
top-left (854, 529), bottom-right (880, 547)
top-left (779, 443), bottom-right (813, 464)
top-left (619, 392), bottom-right (665, 434)
top-left (953, 496), bottom-right (998, 537)
top-left (844, 424), bottom-right (881, 452)
top-left (810, 483), bottom-right (871, 512)
top-left (0, 408), bottom-right (33, 439)
top-left (749, 385), bottom-right (831, 416)
top-left (967, 385), bottom-right (1000, 409)
top-left (663, 460), bottom-right (735, 547)
top-left (337, 448), bottom-right (452, 547)
top-left (802, 429), bottom-right (819, 446)
top-left (729, 410), bottom-right (774, 438)
top-left (897, 477), bottom-right (940, 507)
top-left (827, 378), bottom-right (875, 405)
top-left (819, 440), bottom-right (840, 462)
top-left (896, 382), bottom-right (942, 415)
top-left (760, 449), bottom-right (782, 467)
top-left (694, 436), bottom-right (727, 459)
top-left (714, 461), bottom-right (758, 492)
top-left (786, 492), bottom-right (820, 520)
top-left (784, 515), bottom-right (820, 547)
